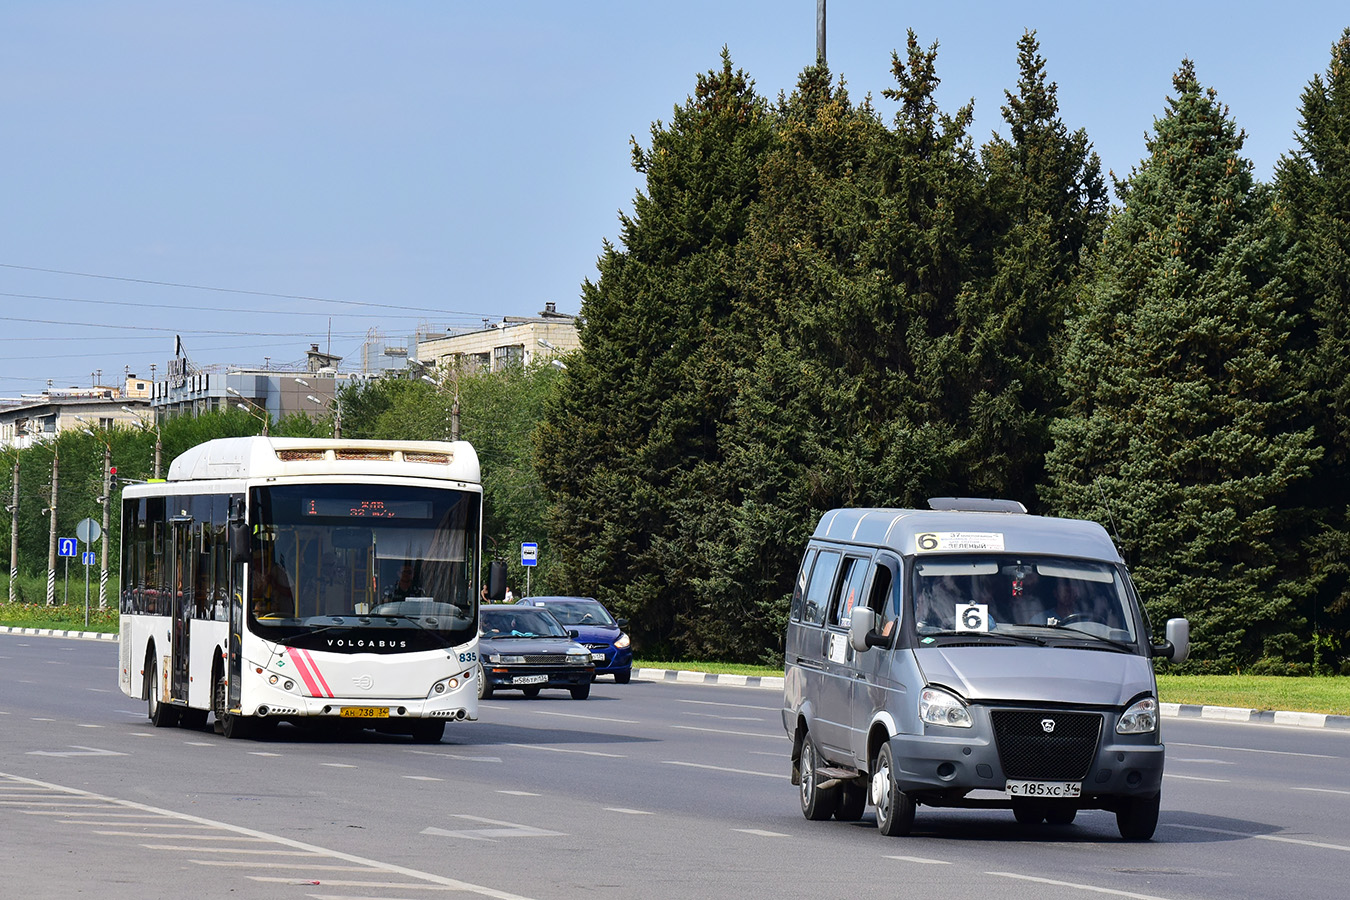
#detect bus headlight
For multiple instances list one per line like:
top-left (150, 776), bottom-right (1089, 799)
top-left (1117, 697), bottom-right (1159, 734)
top-left (919, 687), bottom-right (973, 728)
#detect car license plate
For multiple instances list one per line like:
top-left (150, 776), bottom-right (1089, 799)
top-left (591, 652), bottom-right (605, 662)
top-left (1006, 780), bottom-right (1081, 798)
top-left (339, 706), bottom-right (389, 718)
top-left (512, 674), bottom-right (548, 685)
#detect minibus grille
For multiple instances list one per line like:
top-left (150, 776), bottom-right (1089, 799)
top-left (991, 710), bottom-right (1102, 780)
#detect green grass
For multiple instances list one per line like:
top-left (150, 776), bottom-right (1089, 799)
top-left (0, 602), bottom-right (118, 632)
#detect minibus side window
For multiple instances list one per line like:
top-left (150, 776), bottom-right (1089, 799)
top-left (790, 549), bottom-right (817, 622)
top-left (802, 551), bottom-right (840, 627)
top-left (830, 556), bottom-right (870, 628)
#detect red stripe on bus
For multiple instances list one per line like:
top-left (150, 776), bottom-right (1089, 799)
top-left (300, 648), bottom-right (335, 698)
top-left (286, 647), bottom-right (326, 697)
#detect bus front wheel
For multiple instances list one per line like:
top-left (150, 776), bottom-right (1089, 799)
top-left (146, 654), bottom-right (179, 728)
top-left (214, 673), bottom-right (251, 740)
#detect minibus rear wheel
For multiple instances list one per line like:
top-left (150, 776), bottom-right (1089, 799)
top-left (799, 733), bottom-right (838, 820)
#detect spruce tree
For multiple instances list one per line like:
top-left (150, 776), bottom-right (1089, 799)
top-left (1045, 62), bottom-right (1317, 670)
top-left (535, 52), bottom-right (774, 653)
top-left (978, 31), bottom-right (1108, 506)
top-left (1275, 29), bottom-right (1350, 669)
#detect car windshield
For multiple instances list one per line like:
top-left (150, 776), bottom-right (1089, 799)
top-left (911, 554), bottom-right (1139, 645)
top-left (481, 608), bottom-right (567, 638)
top-left (527, 598), bottom-right (615, 627)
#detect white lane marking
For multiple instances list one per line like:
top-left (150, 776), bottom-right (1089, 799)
top-left (96, 832), bottom-right (270, 840)
top-left (249, 752), bottom-right (283, 757)
top-left (30, 717), bottom-right (55, 721)
top-left (1169, 823), bottom-right (1350, 852)
top-left (1162, 773), bottom-right (1229, 783)
top-left (496, 791), bottom-right (541, 796)
top-left (683, 712), bottom-right (764, 722)
top-left (886, 856), bottom-right (951, 865)
top-left (423, 816), bottom-right (565, 842)
top-left (142, 845), bottom-right (329, 855)
top-left (1293, 787), bottom-right (1350, 796)
top-left (733, 828), bottom-right (788, 837)
top-left (527, 710), bottom-right (639, 725)
top-left (64, 820), bottom-right (219, 828)
top-left (1170, 742), bottom-right (1338, 760)
top-left (27, 746), bottom-right (127, 758)
top-left (669, 725), bottom-right (782, 739)
top-left (320, 763), bottom-right (359, 768)
top-left (675, 699), bottom-right (777, 711)
top-left (989, 872), bottom-right (1175, 899)
top-left (408, 749), bottom-right (502, 763)
top-left (75, 723), bottom-right (103, 728)
top-left (250, 876), bottom-right (466, 889)
top-left (403, 776), bottom-right (443, 782)
top-left (20, 810), bottom-right (165, 818)
top-left (1170, 758), bottom-right (1235, 764)
top-left (191, 860), bottom-right (376, 871)
top-left (605, 808), bottom-right (652, 815)
top-left (506, 743), bottom-right (624, 758)
top-left (184, 741), bottom-right (212, 747)
top-left (664, 761), bottom-right (782, 779)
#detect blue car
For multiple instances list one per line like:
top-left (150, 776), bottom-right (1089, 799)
top-left (518, 596), bottom-right (632, 683)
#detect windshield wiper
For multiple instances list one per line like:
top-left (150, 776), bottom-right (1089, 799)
top-left (918, 630), bottom-right (1046, 646)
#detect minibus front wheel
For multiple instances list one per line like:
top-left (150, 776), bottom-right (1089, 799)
top-left (872, 744), bottom-right (915, 837)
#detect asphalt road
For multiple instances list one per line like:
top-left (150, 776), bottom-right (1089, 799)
top-left (3, 633), bottom-right (1350, 900)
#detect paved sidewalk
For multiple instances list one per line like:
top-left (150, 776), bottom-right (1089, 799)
top-left (7, 627), bottom-right (1348, 731)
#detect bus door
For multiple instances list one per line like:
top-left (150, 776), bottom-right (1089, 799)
top-left (169, 515), bottom-right (196, 703)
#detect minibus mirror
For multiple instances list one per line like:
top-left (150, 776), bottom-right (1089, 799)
top-left (486, 560), bottom-right (508, 602)
top-left (229, 523), bottom-right (252, 564)
top-left (849, 608), bottom-right (878, 652)
top-left (1164, 617), bottom-right (1190, 663)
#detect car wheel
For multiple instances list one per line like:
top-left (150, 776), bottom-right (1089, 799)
top-left (570, 682), bottom-right (591, 700)
top-left (614, 669), bottom-right (631, 684)
top-left (872, 743), bottom-right (915, 836)
top-left (146, 654), bottom-right (178, 728)
top-left (835, 782), bottom-right (867, 821)
top-left (798, 733), bottom-right (838, 821)
top-left (1116, 793), bottom-right (1160, 841)
top-left (522, 686), bottom-right (542, 699)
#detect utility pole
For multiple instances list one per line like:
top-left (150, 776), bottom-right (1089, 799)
top-left (99, 443), bottom-right (111, 609)
top-left (816, 0), bottom-right (827, 64)
top-left (8, 456), bottom-right (17, 604)
top-left (46, 450), bottom-right (58, 606)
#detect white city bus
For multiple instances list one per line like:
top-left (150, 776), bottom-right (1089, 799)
top-left (118, 436), bottom-right (492, 741)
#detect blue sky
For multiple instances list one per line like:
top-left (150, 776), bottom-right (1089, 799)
top-left (1, 1), bottom-right (1346, 394)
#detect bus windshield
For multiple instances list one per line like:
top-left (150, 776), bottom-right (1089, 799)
top-left (911, 555), bottom-right (1139, 646)
top-left (248, 483), bottom-right (479, 645)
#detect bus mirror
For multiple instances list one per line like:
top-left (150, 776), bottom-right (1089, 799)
top-left (487, 561), bottom-right (507, 602)
top-left (1164, 618), bottom-right (1190, 664)
top-left (230, 523), bottom-right (253, 564)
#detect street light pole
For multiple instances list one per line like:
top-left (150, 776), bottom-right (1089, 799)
top-left (8, 456), bottom-right (17, 604)
top-left (99, 442), bottom-right (111, 609)
top-left (46, 449), bottom-right (58, 606)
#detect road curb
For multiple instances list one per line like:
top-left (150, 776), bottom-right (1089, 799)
top-left (0, 626), bottom-right (116, 641)
top-left (7, 631), bottom-right (1347, 731)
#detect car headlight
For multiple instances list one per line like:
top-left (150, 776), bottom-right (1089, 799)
top-left (566, 650), bottom-right (591, 665)
top-left (488, 654), bottom-right (525, 664)
top-left (1117, 697), bottom-right (1159, 734)
top-left (615, 633), bottom-right (630, 649)
top-left (919, 687), bottom-right (973, 728)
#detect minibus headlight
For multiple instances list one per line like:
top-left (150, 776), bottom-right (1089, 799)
top-left (1117, 697), bottom-right (1159, 734)
top-left (919, 687), bottom-right (973, 728)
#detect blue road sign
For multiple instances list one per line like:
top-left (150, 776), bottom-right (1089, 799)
top-left (520, 542), bottom-right (538, 567)
top-left (58, 537), bottom-right (77, 558)
top-left (81, 551), bottom-right (96, 565)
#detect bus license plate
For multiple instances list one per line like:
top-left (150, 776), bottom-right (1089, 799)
top-left (340, 706), bottom-right (389, 718)
top-left (1006, 780), bottom-right (1081, 798)
top-left (512, 675), bottom-right (548, 685)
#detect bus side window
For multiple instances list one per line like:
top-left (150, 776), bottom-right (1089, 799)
top-left (802, 551), bottom-right (840, 627)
